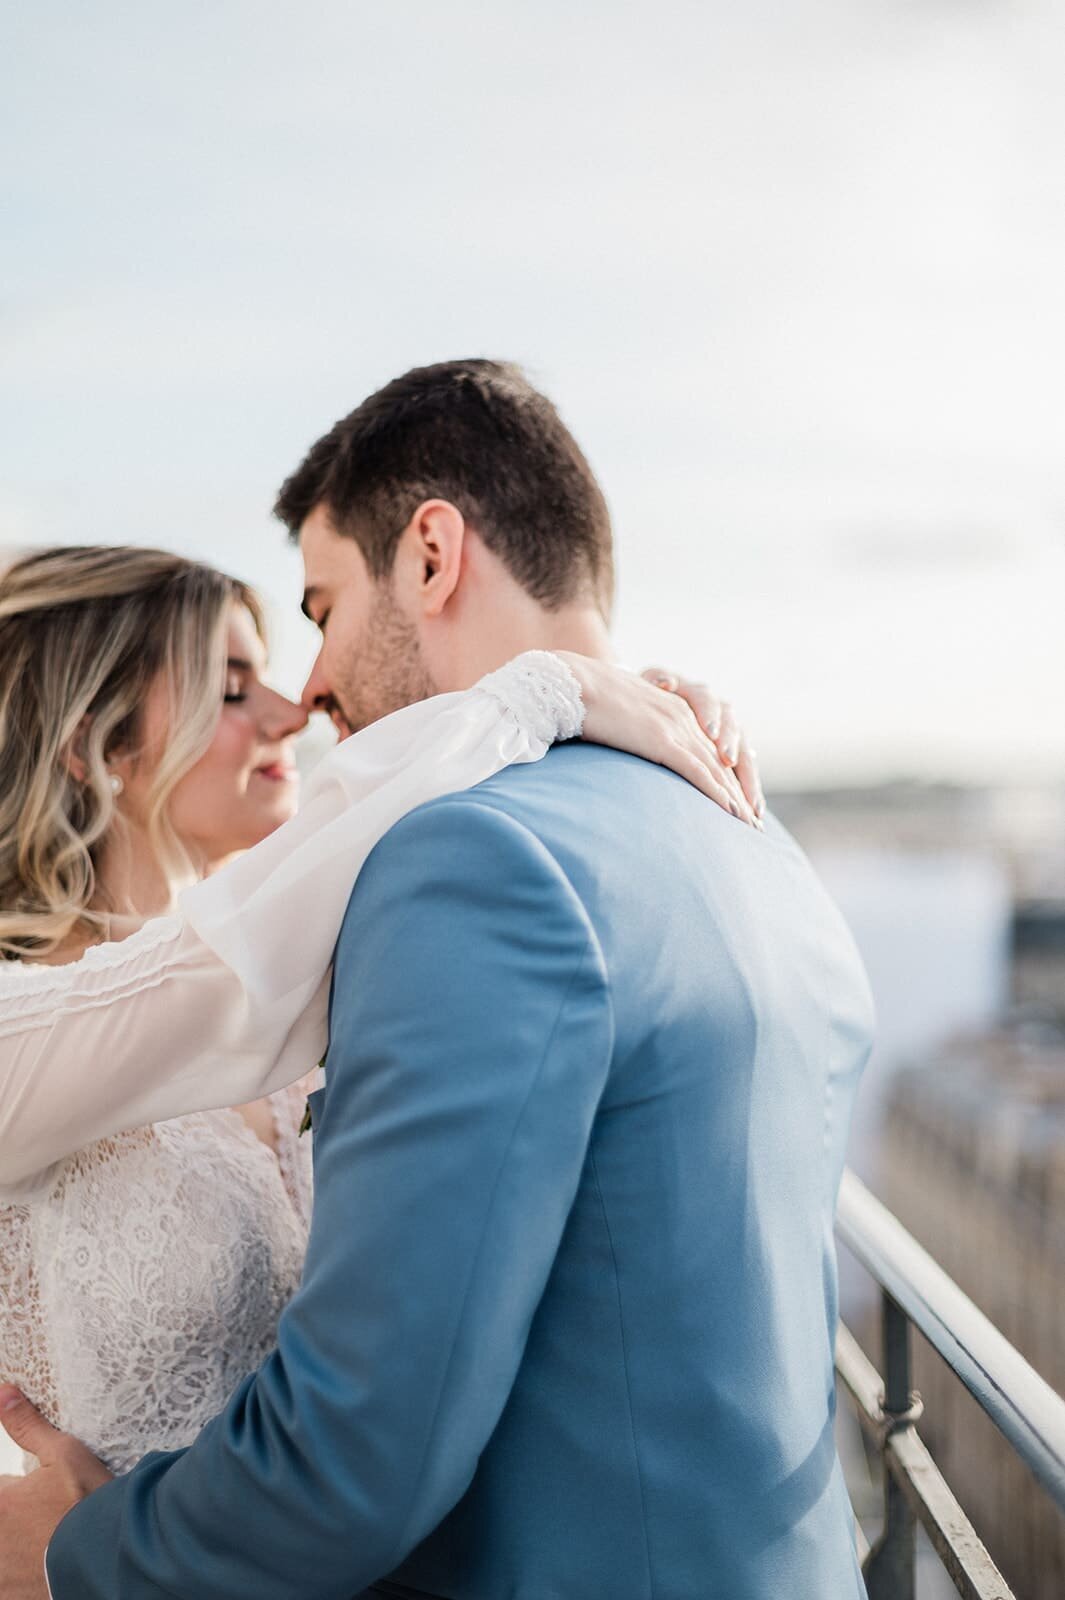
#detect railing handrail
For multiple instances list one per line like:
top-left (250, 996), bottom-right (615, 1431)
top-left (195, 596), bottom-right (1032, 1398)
top-left (836, 1168), bottom-right (1065, 1513)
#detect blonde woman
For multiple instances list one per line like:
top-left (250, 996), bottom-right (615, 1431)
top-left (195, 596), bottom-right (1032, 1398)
top-left (0, 543), bottom-right (756, 1480)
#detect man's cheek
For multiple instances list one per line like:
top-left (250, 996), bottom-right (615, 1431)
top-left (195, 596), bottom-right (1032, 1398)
top-left (332, 644), bottom-right (369, 726)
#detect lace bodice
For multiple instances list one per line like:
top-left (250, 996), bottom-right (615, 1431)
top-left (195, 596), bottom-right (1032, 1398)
top-left (0, 1077), bottom-right (316, 1474)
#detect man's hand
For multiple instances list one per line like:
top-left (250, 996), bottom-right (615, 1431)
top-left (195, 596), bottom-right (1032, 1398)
top-left (0, 1387), bottom-right (112, 1600)
top-left (642, 667), bottom-right (766, 821)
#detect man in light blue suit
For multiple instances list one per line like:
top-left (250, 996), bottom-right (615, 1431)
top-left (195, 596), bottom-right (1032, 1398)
top-left (8, 361), bottom-right (873, 1598)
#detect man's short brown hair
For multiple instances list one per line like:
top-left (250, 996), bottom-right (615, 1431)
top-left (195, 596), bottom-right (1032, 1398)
top-left (274, 359), bottom-right (614, 611)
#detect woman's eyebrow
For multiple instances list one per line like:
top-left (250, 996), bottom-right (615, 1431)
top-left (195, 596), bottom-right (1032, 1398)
top-left (226, 657), bottom-right (255, 672)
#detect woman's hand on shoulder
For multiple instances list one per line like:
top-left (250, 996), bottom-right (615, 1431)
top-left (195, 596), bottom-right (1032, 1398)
top-left (641, 666), bottom-right (765, 822)
top-left (555, 655), bottom-right (764, 828)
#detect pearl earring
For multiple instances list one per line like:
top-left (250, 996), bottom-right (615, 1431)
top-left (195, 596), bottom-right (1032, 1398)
top-left (108, 773), bottom-right (124, 797)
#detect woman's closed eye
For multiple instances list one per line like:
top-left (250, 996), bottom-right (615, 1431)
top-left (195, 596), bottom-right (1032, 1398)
top-left (224, 664), bottom-right (250, 703)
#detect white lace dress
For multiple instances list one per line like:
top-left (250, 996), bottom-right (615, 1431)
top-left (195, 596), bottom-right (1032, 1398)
top-left (0, 653), bottom-right (584, 1475)
top-left (0, 1081), bottom-right (316, 1474)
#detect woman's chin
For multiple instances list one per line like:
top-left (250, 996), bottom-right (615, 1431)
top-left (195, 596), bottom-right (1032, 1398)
top-left (236, 796), bottom-right (301, 849)
top-left (194, 786), bottom-right (302, 863)
top-left (259, 798), bottom-right (300, 835)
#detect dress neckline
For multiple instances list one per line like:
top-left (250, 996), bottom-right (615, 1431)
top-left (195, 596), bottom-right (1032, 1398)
top-left (0, 916), bottom-right (184, 989)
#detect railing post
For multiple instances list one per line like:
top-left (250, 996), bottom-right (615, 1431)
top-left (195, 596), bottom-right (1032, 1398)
top-left (863, 1292), bottom-right (918, 1600)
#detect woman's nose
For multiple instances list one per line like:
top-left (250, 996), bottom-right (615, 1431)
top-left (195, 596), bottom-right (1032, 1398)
top-left (261, 689), bottom-right (310, 740)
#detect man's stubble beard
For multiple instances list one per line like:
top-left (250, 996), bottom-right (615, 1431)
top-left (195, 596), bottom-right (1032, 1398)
top-left (334, 586), bottom-right (437, 736)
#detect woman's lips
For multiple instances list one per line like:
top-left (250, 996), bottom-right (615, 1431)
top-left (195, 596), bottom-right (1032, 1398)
top-left (254, 762), bottom-right (299, 784)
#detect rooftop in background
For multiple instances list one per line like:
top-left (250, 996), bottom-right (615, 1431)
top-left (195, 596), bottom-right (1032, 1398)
top-left (773, 781), bottom-right (1065, 904)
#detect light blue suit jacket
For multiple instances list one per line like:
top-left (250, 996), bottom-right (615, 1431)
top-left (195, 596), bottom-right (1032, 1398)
top-left (48, 745), bottom-right (874, 1599)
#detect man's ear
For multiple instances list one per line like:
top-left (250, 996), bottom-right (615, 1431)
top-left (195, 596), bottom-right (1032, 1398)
top-left (400, 500), bottom-right (466, 618)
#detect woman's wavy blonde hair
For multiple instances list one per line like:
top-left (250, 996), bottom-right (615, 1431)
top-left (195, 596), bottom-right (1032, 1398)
top-left (0, 545), bottom-right (265, 961)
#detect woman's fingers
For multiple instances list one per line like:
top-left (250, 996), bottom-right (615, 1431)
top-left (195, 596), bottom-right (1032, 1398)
top-left (733, 742), bottom-right (766, 819)
top-left (642, 668), bottom-right (722, 741)
top-left (666, 741), bottom-right (747, 817)
top-left (663, 703), bottom-right (761, 828)
top-left (642, 667), bottom-right (679, 693)
top-left (712, 748), bottom-right (752, 816)
top-left (714, 702), bottom-right (742, 767)
top-left (569, 657), bottom-right (761, 826)
top-left (716, 756), bottom-right (760, 827)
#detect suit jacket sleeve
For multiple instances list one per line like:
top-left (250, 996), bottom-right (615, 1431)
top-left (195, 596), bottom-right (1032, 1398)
top-left (46, 795), bottom-right (614, 1600)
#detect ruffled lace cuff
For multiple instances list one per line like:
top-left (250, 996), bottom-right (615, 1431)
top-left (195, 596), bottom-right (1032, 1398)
top-left (476, 651), bottom-right (585, 747)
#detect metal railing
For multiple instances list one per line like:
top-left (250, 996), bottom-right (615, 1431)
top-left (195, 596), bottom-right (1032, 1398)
top-left (834, 1170), bottom-right (1065, 1600)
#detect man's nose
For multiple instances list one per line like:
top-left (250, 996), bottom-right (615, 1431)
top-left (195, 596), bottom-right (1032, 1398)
top-left (301, 650), bottom-right (333, 715)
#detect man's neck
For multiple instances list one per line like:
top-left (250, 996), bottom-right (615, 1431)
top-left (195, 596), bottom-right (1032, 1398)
top-left (435, 604), bottom-right (615, 692)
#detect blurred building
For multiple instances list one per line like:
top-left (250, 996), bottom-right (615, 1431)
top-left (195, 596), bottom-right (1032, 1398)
top-left (773, 781), bottom-right (1056, 1184)
top-left (879, 1023), bottom-right (1065, 1598)
top-left (778, 779), bottom-right (1065, 1593)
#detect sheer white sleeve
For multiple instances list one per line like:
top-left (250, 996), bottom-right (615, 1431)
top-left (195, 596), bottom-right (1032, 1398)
top-left (0, 652), bottom-right (584, 1198)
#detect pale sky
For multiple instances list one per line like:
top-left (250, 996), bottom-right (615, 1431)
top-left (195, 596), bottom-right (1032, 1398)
top-left (4, 0), bottom-right (1064, 788)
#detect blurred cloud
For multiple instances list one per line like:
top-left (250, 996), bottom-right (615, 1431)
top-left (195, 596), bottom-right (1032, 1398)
top-left (830, 521), bottom-right (1049, 574)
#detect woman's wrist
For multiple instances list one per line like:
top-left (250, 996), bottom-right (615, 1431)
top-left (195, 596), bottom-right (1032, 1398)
top-left (550, 654), bottom-right (761, 826)
top-left (476, 651), bottom-right (585, 746)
